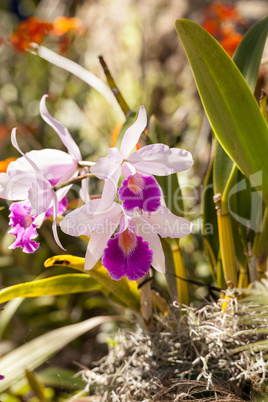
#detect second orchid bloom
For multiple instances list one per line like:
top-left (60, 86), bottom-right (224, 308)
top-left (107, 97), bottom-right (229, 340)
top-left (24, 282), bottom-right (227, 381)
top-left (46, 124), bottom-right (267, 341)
top-left (60, 105), bottom-right (194, 280)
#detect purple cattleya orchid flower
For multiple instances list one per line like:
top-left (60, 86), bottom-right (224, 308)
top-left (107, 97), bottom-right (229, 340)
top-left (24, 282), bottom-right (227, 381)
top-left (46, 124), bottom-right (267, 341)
top-left (0, 95), bottom-right (89, 251)
top-left (60, 180), bottom-right (193, 279)
top-left (90, 106), bottom-right (194, 190)
top-left (0, 95), bottom-right (88, 205)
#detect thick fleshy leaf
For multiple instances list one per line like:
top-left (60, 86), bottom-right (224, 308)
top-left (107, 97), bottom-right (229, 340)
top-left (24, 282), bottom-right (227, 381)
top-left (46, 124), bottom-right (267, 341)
top-left (44, 256), bottom-right (141, 311)
top-left (0, 315), bottom-right (118, 392)
top-left (127, 144), bottom-right (193, 176)
top-left (40, 95), bottom-right (82, 161)
top-left (232, 16), bottom-right (268, 93)
top-left (120, 106), bottom-right (147, 159)
top-left (0, 274), bottom-right (105, 303)
top-left (175, 19), bottom-right (268, 205)
top-left (213, 140), bottom-right (234, 196)
top-left (37, 367), bottom-right (87, 391)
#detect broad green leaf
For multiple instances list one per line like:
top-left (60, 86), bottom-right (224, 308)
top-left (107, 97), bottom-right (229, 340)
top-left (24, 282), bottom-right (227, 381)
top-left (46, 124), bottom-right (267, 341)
top-left (0, 274), bottom-right (126, 308)
top-left (175, 19), bottom-right (268, 205)
top-left (213, 140), bottom-right (234, 196)
top-left (0, 315), bottom-right (118, 392)
top-left (37, 368), bottom-right (86, 390)
top-left (44, 256), bottom-right (140, 311)
top-left (232, 16), bottom-right (268, 92)
top-left (0, 298), bottom-right (24, 339)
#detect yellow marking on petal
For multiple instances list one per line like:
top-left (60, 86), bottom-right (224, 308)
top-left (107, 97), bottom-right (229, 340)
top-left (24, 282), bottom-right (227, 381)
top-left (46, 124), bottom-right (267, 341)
top-left (128, 173), bottom-right (144, 195)
top-left (23, 215), bottom-right (33, 228)
top-left (118, 229), bottom-right (137, 255)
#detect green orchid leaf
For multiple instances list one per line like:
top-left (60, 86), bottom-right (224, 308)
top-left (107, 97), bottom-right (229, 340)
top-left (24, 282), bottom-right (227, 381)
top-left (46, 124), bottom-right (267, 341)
top-left (232, 16), bottom-right (268, 92)
top-left (175, 19), bottom-right (268, 205)
top-left (202, 152), bottom-right (218, 280)
top-left (213, 140), bottom-right (234, 196)
top-left (0, 274), bottom-right (103, 304)
top-left (37, 367), bottom-right (86, 390)
top-left (44, 256), bottom-right (140, 311)
top-left (0, 315), bottom-right (119, 392)
top-left (25, 370), bottom-right (49, 402)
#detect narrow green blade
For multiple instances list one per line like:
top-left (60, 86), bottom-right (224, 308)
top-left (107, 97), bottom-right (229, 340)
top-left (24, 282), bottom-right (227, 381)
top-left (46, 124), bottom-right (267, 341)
top-left (175, 19), bottom-right (268, 204)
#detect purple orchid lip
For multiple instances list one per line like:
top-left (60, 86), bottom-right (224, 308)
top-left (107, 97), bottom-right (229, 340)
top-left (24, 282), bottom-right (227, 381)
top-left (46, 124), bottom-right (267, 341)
top-left (102, 227), bottom-right (153, 281)
top-left (0, 375), bottom-right (4, 380)
top-left (8, 201), bottom-right (40, 253)
top-left (118, 172), bottom-right (161, 213)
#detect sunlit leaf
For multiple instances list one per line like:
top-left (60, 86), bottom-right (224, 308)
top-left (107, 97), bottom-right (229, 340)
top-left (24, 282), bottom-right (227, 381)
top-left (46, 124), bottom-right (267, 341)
top-left (44, 256), bottom-right (140, 311)
top-left (175, 19), bottom-right (268, 205)
top-left (37, 367), bottom-right (86, 390)
top-left (0, 315), bottom-right (119, 392)
top-left (232, 16), bottom-right (268, 92)
top-left (25, 369), bottom-right (49, 402)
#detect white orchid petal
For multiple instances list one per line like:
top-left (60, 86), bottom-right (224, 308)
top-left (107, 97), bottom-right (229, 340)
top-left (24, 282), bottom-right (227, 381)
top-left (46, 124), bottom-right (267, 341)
top-left (0, 170), bottom-right (34, 200)
top-left (7, 149), bottom-right (77, 183)
top-left (140, 230), bottom-right (165, 274)
top-left (79, 167), bottom-right (90, 204)
top-left (40, 95), bottom-right (82, 161)
top-left (28, 178), bottom-right (53, 215)
top-left (98, 168), bottom-right (122, 212)
top-left (148, 205), bottom-right (193, 238)
top-left (52, 191), bottom-right (66, 250)
top-left (60, 200), bottom-right (122, 237)
top-left (84, 218), bottom-right (119, 270)
top-left (33, 212), bottom-right (46, 228)
top-left (122, 162), bottom-right (136, 178)
top-left (11, 129), bottom-right (46, 179)
top-left (127, 144), bottom-right (194, 175)
top-left (90, 148), bottom-right (122, 180)
top-left (120, 106), bottom-right (147, 159)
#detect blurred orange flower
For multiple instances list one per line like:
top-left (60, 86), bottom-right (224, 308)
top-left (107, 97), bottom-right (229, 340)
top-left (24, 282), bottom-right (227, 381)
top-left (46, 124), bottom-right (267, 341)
top-left (202, 2), bottom-right (244, 57)
top-left (10, 16), bottom-right (85, 53)
top-left (52, 17), bottom-right (84, 36)
top-left (10, 17), bottom-right (53, 52)
top-left (0, 158), bottom-right (17, 173)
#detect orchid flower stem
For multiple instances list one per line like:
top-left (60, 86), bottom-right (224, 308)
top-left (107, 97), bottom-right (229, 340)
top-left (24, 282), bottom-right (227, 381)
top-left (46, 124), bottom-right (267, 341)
top-left (260, 90), bottom-right (268, 123)
top-left (98, 55), bottom-right (132, 118)
top-left (32, 45), bottom-right (124, 118)
top-left (213, 193), bottom-right (238, 287)
top-left (254, 207), bottom-right (268, 279)
top-left (53, 172), bottom-right (95, 191)
top-left (137, 273), bottom-right (153, 331)
top-left (172, 240), bottom-right (189, 307)
top-left (78, 161), bottom-right (96, 167)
